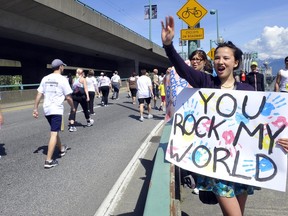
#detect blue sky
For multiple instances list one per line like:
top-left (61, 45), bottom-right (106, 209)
top-left (79, 0), bottom-right (288, 61)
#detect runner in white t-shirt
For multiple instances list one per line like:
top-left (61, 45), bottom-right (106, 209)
top-left (86, 69), bottom-right (98, 115)
top-left (111, 71), bottom-right (121, 100)
top-left (137, 69), bottom-right (154, 121)
top-left (33, 59), bottom-right (75, 169)
top-left (98, 72), bottom-right (112, 106)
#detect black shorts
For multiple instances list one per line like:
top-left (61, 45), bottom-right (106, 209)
top-left (130, 88), bottom-right (137, 97)
top-left (138, 97), bottom-right (151, 105)
top-left (153, 85), bottom-right (159, 97)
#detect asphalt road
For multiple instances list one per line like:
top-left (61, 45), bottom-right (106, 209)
top-left (0, 93), bottom-right (164, 216)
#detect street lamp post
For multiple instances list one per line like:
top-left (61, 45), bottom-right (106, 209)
top-left (149, 0), bottom-right (152, 41)
top-left (210, 39), bottom-right (213, 51)
top-left (210, 36), bottom-right (224, 50)
top-left (210, 9), bottom-right (219, 43)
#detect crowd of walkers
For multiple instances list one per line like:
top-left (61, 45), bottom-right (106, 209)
top-left (30, 62), bottom-right (167, 169)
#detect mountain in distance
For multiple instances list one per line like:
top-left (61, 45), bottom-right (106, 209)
top-left (258, 59), bottom-right (284, 76)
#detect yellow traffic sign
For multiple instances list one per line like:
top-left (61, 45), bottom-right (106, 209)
top-left (177, 0), bottom-right (208, 27)
top-left (207, 48), bottom-right (215, 60)
top-left (181, 28), bottom-right (204, 40)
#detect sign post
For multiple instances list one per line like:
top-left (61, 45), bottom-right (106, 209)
top-left (177, 0), bottom-right (208, 56)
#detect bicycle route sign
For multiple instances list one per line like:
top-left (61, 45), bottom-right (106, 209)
top-left (177, 0), bottom-right (208, 28)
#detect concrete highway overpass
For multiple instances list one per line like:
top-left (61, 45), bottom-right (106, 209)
top-left (0, 0), bottom-right (171, 84)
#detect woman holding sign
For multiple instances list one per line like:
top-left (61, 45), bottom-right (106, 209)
top-left (161, 16), bottom-right (288, 216)
top-left (161, 17), bottom-right (252, 92)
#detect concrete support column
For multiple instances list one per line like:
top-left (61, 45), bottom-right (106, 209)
top-left (134, 60), bottom-right (139, 75)
top-left (118, 60), bottom-right (137, 78)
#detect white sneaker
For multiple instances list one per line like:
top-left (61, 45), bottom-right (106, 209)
top-left (192, 188), bottom-right (199, 195)
top-left (139, 116), bottom-right (144, 122)
top-left (87, 119), bottom-right (94, 127)
top-left (69, 126), bottom-right (77, 132)
top-left (147, 114), bottom-right (153, 119)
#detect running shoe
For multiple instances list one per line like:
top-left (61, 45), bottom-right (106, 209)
top-left (87, 119), bottom-right (94, 127)
top-left (147, 114), bottom-right (153, 119)
top-left (192, 188), bottom-right (199, 195)
top-left (60, 145), bottom-right (69, 157)
top-left (69, 126), bottom-right (77, 132)
top-left (44, 160), bottom-right (58, 169)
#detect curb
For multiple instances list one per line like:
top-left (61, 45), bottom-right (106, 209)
top-left (94, 120), bottom-right (165, 216)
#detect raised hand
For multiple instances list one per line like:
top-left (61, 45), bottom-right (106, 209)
top-left (161, 16), bottom-right (175, 46)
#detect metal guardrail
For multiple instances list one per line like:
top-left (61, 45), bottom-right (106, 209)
top-left (0, 84), bottom-right (39, 90)
top-left (0, 77), bottom-right (129, 91)
top-left (143, 123), bottom-right (180, 216)
top-left (0, 76), bottom-right (129, 89)
top-left (0, 79), bottom-right (129, 106)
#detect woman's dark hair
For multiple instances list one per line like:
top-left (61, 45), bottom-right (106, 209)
top-left (204, 60), bottom-right (213, 74)
top-left (189, 50), bottom-right (208, 62)
top-left (189, 49), bottom-right (212, 73)
top-left (215, 41), bottom-right (243, 70)
top-left (88, 69), bottom-right (94, 76)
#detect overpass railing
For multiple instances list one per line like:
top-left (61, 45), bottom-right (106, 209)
top-left (74, 0), bottom-right (163, 50)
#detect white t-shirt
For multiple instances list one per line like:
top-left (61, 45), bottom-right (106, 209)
top-left (137, 75), bottom-right (152, 98)
top-left (111, 74), bottom-right (121, 83)
top-left (37, 73), bottom-right (72, 116)
top-left (98, 76), bottom-right (111, 87)
top-left (159, 75), bottom-right (164, 84)
top-left (278, 69), bottom-right (288, 92)
top-left (86, 76), bottom-right (98, 92)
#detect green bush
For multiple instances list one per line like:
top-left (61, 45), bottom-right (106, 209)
top-left (0, 75), bottom-right (22, 90)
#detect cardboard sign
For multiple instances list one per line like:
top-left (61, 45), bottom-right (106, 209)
top-left (166, 88), bottom-right (288, 192)
top-left (164, 67), bottom-right (192, 122)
